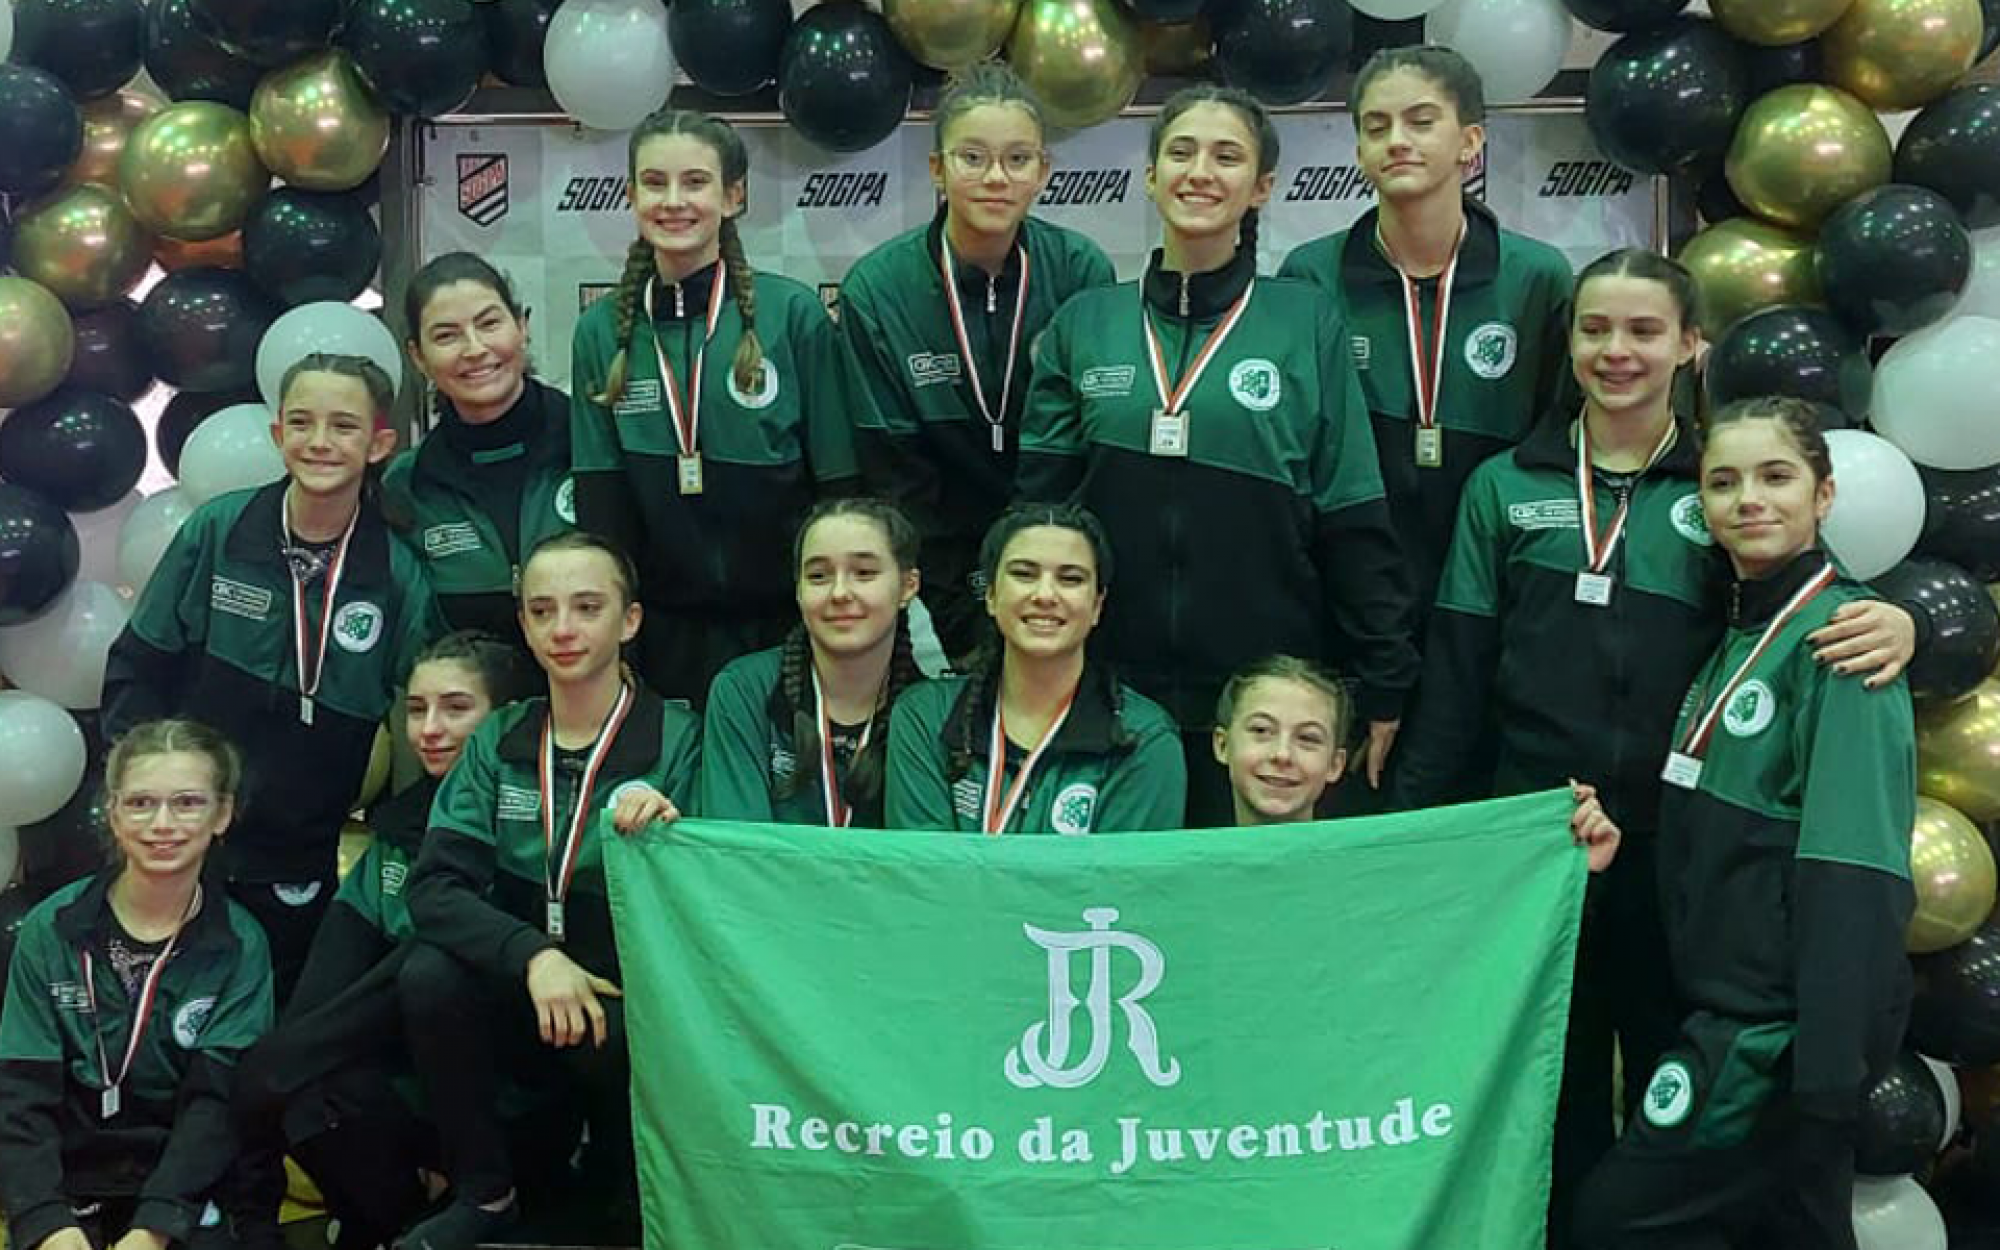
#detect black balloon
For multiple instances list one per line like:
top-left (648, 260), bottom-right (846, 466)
top-left (243, 190), bottom-right (383, 307)
top-left (1745, 37), bottom-right (1823, 96)
top-left (340, 0), bottom-right (488, 119)
top-left (1705, 305), bottom-right (1873, 419)
top-left (1818, 184), bottom-right (1973, 336)
top-left (0, 483), bottom-right (82, 627)
top-left (188, 0), bottom-right (341, 67)
top-left (11, 0), bottom-right (146, 101)
top-left (1919, 464), bottom-right (2000, 582)
top-left (1914, 920), bottom-right (2000, 1065)
top-left (1586, 18), bottom-right (1751, 177)
top-left (1562, 0), bottom-right (1688, 32)
top-left (1350, 15), bottom-right (1424, 64)
top-left (1133, 0), bottom-right (1207, 19)
top-left (0, 388), bottom-right (149, 514)
top-left (0, 66), bottom-right (85, 198)
top-left (135, 267), bottom-right (279, 394)
top-left (0, 890), bottom-right (31, 1010)
top-left (483, 0), bottom-right (564, 89)
top-left (1982, 0), bottom-right (1999, 64)
top-left (778, 3), bottom-right (914, 154)
top-left (65, 301), bottom-right (155, 404)
top-left (1697, 173), bottom-right (1748, 225)
top-left (671, 0), bottom-right (794, 97)
top-left (144, 0), bottom-right (264, 110)
top-left (1858, 1051), bottom-right (1948, 1176)
top-left (17, 756), bottom-right (108, 900)
top-left (1896, 85), bottom-right (2000, 231)
top-left (1212, 0), bottom-right (1352, 106)
top-left (155, 387), bottom-right (257, 477)
top-left (1871, 558), bottom-right (2000, 703)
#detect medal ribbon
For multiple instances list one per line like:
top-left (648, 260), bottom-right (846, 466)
top-left (1141, 283), bottom-right (1255, 414)
top-left (811, 668), bottom-right (877, 829)
top-left (983, 690), bottom-right (1077, 836)
top-left (1381, 220), bottom-right (1465, 435)
top-left (539, 682), bottom-right (636, 907)
top-left (283, 494), bottom-right (358, 708)
top-left (1677, 563), bottom-right (1838, 761)
top-left (81, 885), bottom-right (201, 1106)
top-left (939, 236), bottom-right (1031, 440)
top-left (1577, 418), bottom-right (1679, 574)
top-left (643, 268), bottom-right (729, 458)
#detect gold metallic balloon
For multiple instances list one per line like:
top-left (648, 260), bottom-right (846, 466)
top-left (1725, 85), bottom-right (1892, 232)
top-left (249, 51), bottom-right (390, 194)
top-left (886, 0), bottom-right (1022, 71)
top-left (0, 277), bottom-right (77, 409)
top-left (1711, 0), bottom-right (1857, 45)
top-left (153, 232), bottom-right (245, 272)
top-left (119, 101), bottom-right (269, 243)
top-left (1007, 0), bottom-right (1143, 130)
top-left (1919, 679), bottom-right (2000, 822)
top-left (65, 89), bottom-right (165, 190)
top-left (336, 819), bottom-right (373, 882)
top-left (1143, 19), bottom-right (1213, 75)
top-left (1678, 218), bottom-right (1822, 339)
top-left (1909, 796), bottom-right (1999, 952)
top-left (1824, 0), bottom-right (1982, 112)
top-left (10, 184), bottom-right (155, 312)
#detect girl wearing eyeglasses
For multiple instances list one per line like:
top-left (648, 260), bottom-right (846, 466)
top-left (841, 63), bottom-right (1115, 668)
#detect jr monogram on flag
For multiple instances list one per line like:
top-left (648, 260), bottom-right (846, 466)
top-left (606, 790), bottom-right (1586, 1250)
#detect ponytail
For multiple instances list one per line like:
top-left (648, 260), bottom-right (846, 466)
top-left (718, 216), bottom-right (766, 395)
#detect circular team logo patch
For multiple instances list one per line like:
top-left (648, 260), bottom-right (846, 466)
top-left (1227, 359), bottom-right (1282, 412)
top-left (1464, 322), bottom-right (1518, 380)
top-left (554, 476), bottom-right (577, 525)
top-left (1642, 1059), bottom-right (1695, 1129)
top-left (272, 881), bottom-right (324, 908)
top-left (727, 361), bottom-right (781, 410)
top-left (1723, 679), bottom-right (1777, 739)
top-left (173, 996), bottom-right (217, 1048)
top-left (1670, 493), bottom-right (1714, 547)
top-left (605, 780), bottom-right (652, 811)
top-left (1050, 783), bottom-right (1098, 836)
top-left (332, 602), bottom-right (384, 654)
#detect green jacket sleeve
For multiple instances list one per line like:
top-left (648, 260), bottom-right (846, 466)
top-left (884, 685), bottom-right (959, 831)
top-left (569, 318), bottom-right (645, 562)
top-left (1096, 709), bottom-right (1188, 832)
top-left (1530, 253), bottom-right (1577, 424)
top-left (103, 506), bottom-right (218, 741)
top-left (1014, 307), bottom-right (1087, 503)
top-left (792, 288), bottom-right (865, 489)
top-left (389, 543), bottom-right (448, 685)
top-left (699, 664), bottom-right (778, 822)
top-left (0, 915), bottom-right (80, 1250)
top-left (657, 707), bottom-right (704, 818)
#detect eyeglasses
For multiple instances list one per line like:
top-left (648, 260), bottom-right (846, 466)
top-left (946, 146), bottom-right (1045, 180)
top-left (114, 792), bottom-right (218, 824)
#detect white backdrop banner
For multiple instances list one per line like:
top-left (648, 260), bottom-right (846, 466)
top-left (418, 111), bottom-right (1657, 392)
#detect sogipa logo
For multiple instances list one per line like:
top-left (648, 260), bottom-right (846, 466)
top-left (1006, 908), bottom-right (1181, 1091)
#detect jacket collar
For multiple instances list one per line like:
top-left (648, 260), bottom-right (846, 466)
top-left (1338, 195), bottom-right (1502, 293)
top-left (497, 684), bottom-right (667, 776)
top-left (1513, 410), bottom-right (1702, 482)
top-left (648, 261), bottom-right (721, 323)
top-left (417, 377), bottom-right (569, 481)
top-left (53, 865), bottom-right (241, 960)
top-left (223, 479), bottom-right (396, 588)
top-left (925, 206), bottom-right (1027, 300)
top-left (1142, 243), bottom-right (1256, 320)
top-left (1729, 547), bottom-right (1832, 629)
top-left (949, 657), bottom-right (1128, 757)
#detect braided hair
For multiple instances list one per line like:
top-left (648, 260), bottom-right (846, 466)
top-left (592, 109), bottom-right (764, 408)
top-left (1147, 85), bottom-right (1280, 266)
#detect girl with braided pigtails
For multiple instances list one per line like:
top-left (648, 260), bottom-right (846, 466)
top-left (700, 498), bottom-right (925, 828)
top-left (570, 109), bottom-right (869, 706)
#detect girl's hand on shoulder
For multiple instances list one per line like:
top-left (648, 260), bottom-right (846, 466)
top-left (611, 783), bottom-right (680, 835)
top-left (1569, 779), bottom-right (1621, 874)
top-left (1809, 600), bottom-right (1915, 689)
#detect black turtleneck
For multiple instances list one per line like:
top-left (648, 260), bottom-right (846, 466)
top-left (439, 380), bottom-right (547, 565)
top-left (1728, 546), bottom-right (1830, 630)
top-left (648, 260), bottom-right (722, 323)
top-left (1141, 243), bottom-right (1257, 321)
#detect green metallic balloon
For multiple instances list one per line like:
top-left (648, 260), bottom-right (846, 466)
top-left (1007, 0), bottom-right (1143, 129)
top-left (1710, 0), bottom-right (1856, 45)
top-left (1908, 795), bottom-right (1997, 953)
top-left (0, 278), bottom-right (77, 409)
top-left (1919, 679), bottom-right (2000, 823)
top-left (1724, 84), bottom-right (1892, 231)
top-left (118, 101), bottom-right (268, 243)
top-left (11, 183), bottom-right (155, 311)
top-left (1677, 217), bottom-right (1822, 339)
top-left (249, 51), bottom-right (390, 194)
top-left (886, 0), bottom-right (1021, 69)
top-left (1824, 0), bottom-right (1982, 112)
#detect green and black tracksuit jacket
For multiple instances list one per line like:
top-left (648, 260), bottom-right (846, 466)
top-left (699, 645), bottom-right (889, 829)
top-left (408, 689), bottom-right (702, 983)
top-left (0, 872), bottom-right (275, 1249)
top-left (382, 378), bottom-right (575, 645)
top-left (1278, 199), bottom-right (1575, 614)
top-left (103, 482), bottom-right (446, 883)
top-left (570, 261), bottom-right (865, 700)
top-left (1655, 548), bottom-right (1914, 1141)
top-left (883, 662), bottom-right (1186, 833)
top-left (842, 210), bottom-right (1116, 657)
top-left (1016, 245), bottom-right (1418, 729)
top-left (284, 775), bottom-right (433, 1015)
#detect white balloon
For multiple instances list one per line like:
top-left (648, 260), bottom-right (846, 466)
top-left (1955, 227), bottom-right (2000, 321)
top-left (69, 491), bottom-right (142, 590)
top-left (0, 3), bottom-right (12, 62)
top-left (1852, 1176), bottom-right (1946, 1250)
top-left (1425, 0), bottom-right (1574, 103)
top-left (545, 0), bottom-right (677, 131)
top-left (254, 303), bottom-right (404, 414)
top-left (1351, 0), bottom-right (1447, 15)
top-left (1872, 316), bottom-right (2000, 470)
top-left (0, 825), bottom-right (17, 891)
top-left (0, 691), bottom-right (87, 827)
top-left (117, 487), bottom-right (197, 597)
top-left (0, 581), bottom-right (130, 710)
top-left (1919, 1055), bottom-right (1961, 1151)
top-left (177, 404), bottom-right (284, 507)
top-left (1823, 429), bottom-right (1925, 580)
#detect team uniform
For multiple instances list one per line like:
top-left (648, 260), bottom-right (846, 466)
top-left (0, 872), bottom-right (274, 1250)
top-left (1016, 245), bottom-right (1418, 822)
top-left (841, 211), bottom-right (1115, 657)
top-left (399, 688), bottom-right (700, 1225)
top-left (103, 482), bottom-right (445, 995)
top-left (1277, 198), bottom-right (1574, 615)
top-left (571, 262), bottom-right (866, 704)
top-left (383, 377), bottom-right (575, 645)
top-left (1576, 548), bottom-right (1914, 1249)
top-left (700, 645), bottom-right (888, 828)
top-left (883, 664), bottom-right (1186, 834)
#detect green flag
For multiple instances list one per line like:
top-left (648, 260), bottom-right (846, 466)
top-left (606, 789), bottom-right (1586, 1250)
